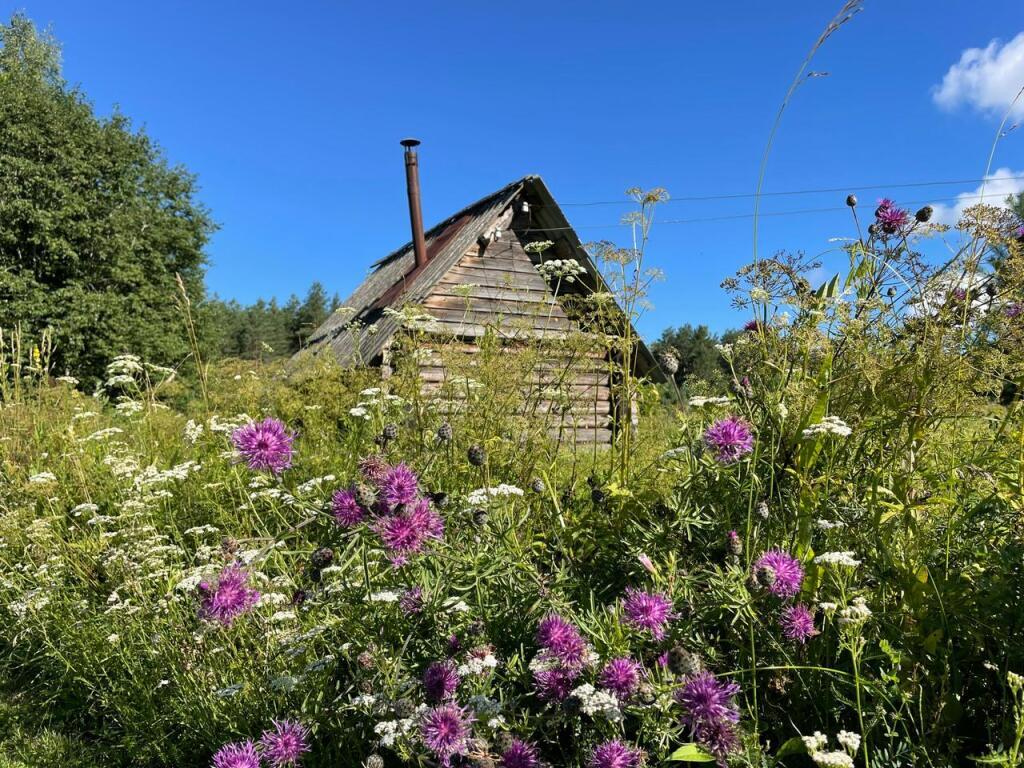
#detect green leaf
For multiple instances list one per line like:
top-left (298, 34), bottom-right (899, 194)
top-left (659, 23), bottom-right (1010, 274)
top-left (775, 737), bottom-right (808, 759)
top-left (667, 744), bottom-right (717, 762)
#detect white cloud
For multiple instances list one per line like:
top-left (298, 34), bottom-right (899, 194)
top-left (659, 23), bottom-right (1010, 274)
top-left (930, 167), bottom-right (1024, 224)
top-left (932, 32), bottom-right (1024, 119)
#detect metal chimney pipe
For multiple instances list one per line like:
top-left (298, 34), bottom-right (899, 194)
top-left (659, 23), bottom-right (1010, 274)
top-left (401, 138), bottom-right (428, 270)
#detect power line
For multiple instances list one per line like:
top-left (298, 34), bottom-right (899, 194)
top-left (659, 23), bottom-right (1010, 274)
top-left (555, 174), bottom-right (1024, 207)
top-left (520, 191), bottom-right (1017, 232)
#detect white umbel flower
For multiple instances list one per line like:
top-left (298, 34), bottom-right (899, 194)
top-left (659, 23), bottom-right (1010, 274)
top-left (802, 415), bottom-right (852, 438)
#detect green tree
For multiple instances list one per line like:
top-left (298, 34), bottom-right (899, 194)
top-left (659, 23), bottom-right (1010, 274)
top-left (653, 323), bottom-right (734, 393)
top-left (0, 13), bottom-right (215, 383)
top-left (289, 281), bottom-right (329, 352)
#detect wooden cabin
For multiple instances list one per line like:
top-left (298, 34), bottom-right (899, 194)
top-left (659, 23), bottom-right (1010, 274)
top-left (296, 146), bottom-right (664, 443)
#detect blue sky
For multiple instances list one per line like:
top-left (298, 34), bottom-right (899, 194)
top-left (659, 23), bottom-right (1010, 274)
top-left (11, 1), bottom-right (1024, 339)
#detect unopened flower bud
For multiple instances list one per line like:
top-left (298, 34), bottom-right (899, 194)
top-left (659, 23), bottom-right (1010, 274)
top-left (914, 205), bottom-right (933, 223)
top-left (846, 194), bottom-right (857, 207)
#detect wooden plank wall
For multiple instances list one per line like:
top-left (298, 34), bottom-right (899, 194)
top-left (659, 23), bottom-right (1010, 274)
top-left (416, 229), bottom-right (615, 443)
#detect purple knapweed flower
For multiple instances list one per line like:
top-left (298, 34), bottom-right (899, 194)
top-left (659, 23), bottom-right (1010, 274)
top-left (589, 740), bottom-right (640, 768)
top-left (621, 588), bottom-right (674, 640)
top-left (599, 657), bottom-right (643, 699)
top-left (399, 586), bottom-right (424, 616)
top-left (743, 319), bottom-right (761, 333)
top-left (532, 664), bottom-right (580, 701)
top-left (378, 463), bottom-right (419, 510)
top-left (373, 498), bottom-right (444, 565)
top-left (420, 703), bottom-right (474, 767)
top-left (500, 739), bottom-right (541, 768)
top-left (676, 671), bottom-right (741, 763)
top-left (535, 613), bottom-right (588, 667)
top-left (752, 549), bottom-right (804, 599)
top-left (231, 418), bottom-right (295, 474)
top-left (259, 719), bottom-right (310, 767)
top-left (875, 198), bottom-right (910, 234)
top-left (212, 740), bottom-right (261, 768)
top-left (781, 603), bottom-right (816, 644)
top-left (199, 564), bottom-right (260, 626)
top-left (424, 660), bottom-right (461, 702)
top-left (703, 416), bottom-right (754, 464)
top-left (1005, 302), bottom-right (1022, 319)
top-left (331, 488), bottom-right (364, 527)
top-left (359, 454), bottom-right (390, 485)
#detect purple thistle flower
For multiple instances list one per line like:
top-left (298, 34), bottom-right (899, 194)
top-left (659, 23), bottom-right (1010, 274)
top-left (231, 418), bottom-right (295, 475)
top-left (676, 671), bottom-right (741, 763)
top-left (599, 657), bottom-right (643, 699)
top-left (535, 614), bottom-right (588, 667)
top-left (752, 549), bottom-right (804, 599)
top-left (781, 603), bottom-right (816, 644)
top-left (399, 586), bottom-right (424, 616)
top-left (621, 588), bottom-right (674, 640)
top-left (875, 198), bottom-right (910, 234)
top-left (532, 664), bottom-right (580, 702)
top-left (1005, 302), bottom-right (1022, 319)
top-left (199, 564), bottom-right (260, 626)
top-left (424, 660), bottom-right (461, 703)
top-left (359, 454), bottom-right (390, 485)
top-left (378, 463), bottom-right (419, 510)
top-left (331, 488), bottom-right (364, 527)
top-left (500, 739), bottom-right (541, 768)
top-left (259, 719), bottom-right (310, 767)
top-left (743, 319), bottom-right (761, 333)
top-left (212, 740), bottom-right (261, 768)
top-left (703, 416), bottom-right (754, 464)
top-left (588, 740), bottom-right (640, 768)
top-left (420, 703), bottom-right (474, 767)
top-left (373, 498), bottom-right (444, 564)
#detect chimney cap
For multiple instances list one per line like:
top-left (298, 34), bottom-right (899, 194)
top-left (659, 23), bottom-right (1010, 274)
top-left (400, 138), bottom-right (421, 149)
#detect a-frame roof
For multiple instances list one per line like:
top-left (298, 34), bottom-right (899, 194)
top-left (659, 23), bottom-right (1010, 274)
top-left (295, 175), bottom-right (666, 383)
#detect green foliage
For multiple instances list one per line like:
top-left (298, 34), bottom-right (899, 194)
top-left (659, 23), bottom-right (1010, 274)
top-left (652, 323), bottom-right (739, 396)
top-left (0, 197), bottom-right (1021, 767)
top-left (0, 13), bottom-right (215, 385)
top-left (201, 281), bottom-right (341, 360)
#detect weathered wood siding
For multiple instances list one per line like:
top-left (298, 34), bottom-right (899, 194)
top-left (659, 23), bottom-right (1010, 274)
top-left (414, 228), bottom-right (615, 443)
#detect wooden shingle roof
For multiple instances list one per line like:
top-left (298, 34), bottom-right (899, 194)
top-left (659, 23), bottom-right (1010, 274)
top-left (296, 176), bottom-right (665, 383)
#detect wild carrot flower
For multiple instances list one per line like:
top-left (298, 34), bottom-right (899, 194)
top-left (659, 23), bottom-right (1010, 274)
top-left (212, 740), bottom-right (261, 768)
top-left (420, 703), bottom-right (474, 767)
top-left (378, 463), bottom-right (419, 510)
top-left (231, 418), bottom-right (295, 474)
top-left (599, 657), bottom-right (643, 699)
top-left (676, 671), bottom-right (741, 763)
top-left (875, 198), bottom-right (909, 234)
top-left (588, 739), bottom-right (639, 768)
top-left (331, 488), bottom-right (364, 526)
top-left (199, 564), bottom-right (260, 626)
top-left (703, 416), bottom-right (754, 463)
top-left (500, 738), bottom-right (540, 768)
top-left (424, 660), bottom-right (461, 702)
top-left (621, 588), bottom-right (674, 639)
top-left (535, 614), bottom-right (587, 667)
top-left (781, 603), bottom-right (816, 643)
top-left (752, 549), bottom-right (804, 599)
top-left (259, 719), bottom-right (310, 767)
